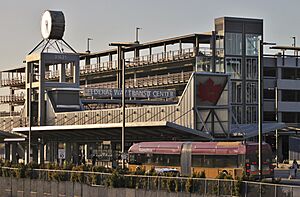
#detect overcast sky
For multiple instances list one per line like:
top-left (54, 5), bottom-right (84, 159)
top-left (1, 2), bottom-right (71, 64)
top-left (0, 0), bottom-right (299, 70)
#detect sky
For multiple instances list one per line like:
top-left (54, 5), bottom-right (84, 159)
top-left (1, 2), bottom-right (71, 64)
top-left (0, 0), bottom-right (300, 70)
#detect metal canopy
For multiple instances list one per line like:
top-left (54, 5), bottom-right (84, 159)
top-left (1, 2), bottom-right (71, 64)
top-left (80, 33), bottom-right (212, 59)
top-left (0, 130), bottom-right (27, 142)
top-left (12, 121), bottom-right (212, 142)
top-left (231, 122), bottom-right (286, 139)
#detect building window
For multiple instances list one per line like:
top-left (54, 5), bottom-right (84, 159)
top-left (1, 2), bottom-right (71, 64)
top-left (225, 33), bottom-right (242, 55)
top-left (264, 67), bottom-right (276, 78)
top-left (246, 106), bottom-right (257, 123)
top-left (282, 68), bottom-right (300, 80)
top-left (264, 89), bottom-right (275, 100)
top-left (282, 90), bottom-right (300, 102)
top-left (226, 58), bottom-right (242, 79)
top-left (232, 105), bottom-right (242, 124)
top-left (215, 58), bottom-right (225, 73)
top-left (232, 81), bottom-right (242, 104)
top-left (246, 82), bottom-right (257, 104)
top-left (246, 58), bottom-right (258, 79)
top-left (246, 34), bottom-right (260, 56)
top-left (282, 112), bottom-right (297, 123)
top-left (264, 112), bottom-right (276, 122)
top-left (196, 56), bottom-right (212, 72)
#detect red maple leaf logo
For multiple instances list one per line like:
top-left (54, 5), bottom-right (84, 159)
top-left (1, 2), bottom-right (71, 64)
top-left (198, 78), bottom-right (223, 104)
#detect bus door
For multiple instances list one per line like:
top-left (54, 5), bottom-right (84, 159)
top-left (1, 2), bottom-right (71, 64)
top-left (181, 142), bottom-right (192, 176)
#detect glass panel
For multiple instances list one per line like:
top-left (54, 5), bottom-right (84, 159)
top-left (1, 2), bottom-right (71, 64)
top-left (232, 81), bottom-right (242, 103)
top-left (282, 68), bottom-right (300, 79)
top-left (264, 112), bottom-right (276, 122)
top-left (226, 58), bottom-right (242, 79)
top-left (215, 57), bottom-right (225, 73)
top-left (246, 58), bottom-right (258, 79)
top-left (196, 56), bottom-right (212, 72)
top-left (232, 105), bottom-right (242, 124)
top-left (129, 153), bottom-right (180, 166)
top-left (246, 82), bottom-right (257, 104)
top-left (264, 67), bottom-right (276, 78)
top-left (192, 155), bottom-right (239, 168)
top-left (264, 89), bottom-right (275, 99)
top-left (225, 33), bottom-right (242, 55)
top-left (246, 106), bottom-right (257, 123)
top-left (246, 34), bottom-right (260, 56)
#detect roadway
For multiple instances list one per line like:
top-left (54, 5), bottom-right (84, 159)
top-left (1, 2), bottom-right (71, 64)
top-left (274, 169), bottom-right (300, 185)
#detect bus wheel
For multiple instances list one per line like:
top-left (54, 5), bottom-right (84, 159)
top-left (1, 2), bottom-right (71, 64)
top-left (222, 170), bottom-right (228, 175)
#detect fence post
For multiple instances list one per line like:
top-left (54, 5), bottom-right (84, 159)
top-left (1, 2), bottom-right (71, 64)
top-left (274, 185), bottom-right (277, 197)
top-left (158, 177), bottom-right (160, 191)
top-left (218, 180), bottom-right (220, 196)
top-left (260, 183), bottom-right (262, 197)
top-left (244, 181), bottom-right (247, 197)
top-left (204, 179), bottom-right (207, 195)
top-left (231, 180), bottom-right (233, 196)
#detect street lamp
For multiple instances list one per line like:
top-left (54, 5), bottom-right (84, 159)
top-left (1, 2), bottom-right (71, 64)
top-left (258, 39), bottom-right (276, 180)
top-left (109, 42), bottom-right (141, 169)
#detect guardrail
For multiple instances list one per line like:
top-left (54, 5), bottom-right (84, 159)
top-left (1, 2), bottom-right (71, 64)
top-left (0, 167), bottom-right (299, 197)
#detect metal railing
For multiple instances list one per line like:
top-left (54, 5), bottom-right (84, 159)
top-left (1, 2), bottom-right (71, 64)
top-left (0, 93), bottom-right (25, 103)
top-left (0, 167), bottom-right (299, 197)
top-left (84, 71), bottom-right (192, 89)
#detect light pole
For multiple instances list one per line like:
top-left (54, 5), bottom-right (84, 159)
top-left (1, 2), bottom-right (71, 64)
top-left (258, 39), bottom-right (276, 180)
top-left (109, 42), bottom-right (141, 168)
top-left (86, 38), bottom-right (93, 53)
top-left (135, 27), bottom-right (141, 43)
top-left (28, 63), bottom-right (33, 164)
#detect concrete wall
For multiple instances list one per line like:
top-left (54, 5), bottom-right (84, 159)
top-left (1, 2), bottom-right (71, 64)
top-left (0, 177), bottom-right (210, 197)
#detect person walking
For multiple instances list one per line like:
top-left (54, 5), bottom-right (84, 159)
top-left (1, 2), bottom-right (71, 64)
top-left (292, 159), bottom-right (299, 178)
top-left (92, 154), bottom-right (97, 166)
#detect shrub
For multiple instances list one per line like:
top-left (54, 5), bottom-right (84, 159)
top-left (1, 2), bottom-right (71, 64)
top-left (106, 170), bottom-right (125, 188)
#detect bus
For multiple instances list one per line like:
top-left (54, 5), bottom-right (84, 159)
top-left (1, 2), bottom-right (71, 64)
top-left (128, 141), bottom-right (274, 179)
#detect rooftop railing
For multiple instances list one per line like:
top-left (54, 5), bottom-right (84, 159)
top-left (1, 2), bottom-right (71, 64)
top-left (0, 47), bottom-right (208, 87)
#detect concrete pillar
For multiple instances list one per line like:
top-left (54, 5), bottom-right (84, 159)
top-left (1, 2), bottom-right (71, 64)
top-left (84, 144), bottom-right (88, 161)
top-left (194, 36), bottom-right (199, 56)
top-left (85, 57), bottom-right (91, 66)
top-left (10, 143), bottom-right (17, 163)
top-left (9, 88), bottom-right (14, 114)
top-left (47, 142), bottom-right (58, 163)
top-left (38, 58), bottom-right (46, 126)
top-left (32, 143), bottom-right (38, 163)
top-left (211, 31), bottom-right (216, 73)
top-left (72, 143), bottom-right (79, 165)
top-left (38, 143), bottom-right (45, 164)
top-left (278, 136), bottom-right (284, 162)
top-left (59, 63), bottom-right (66, 82)
top-left (74, 60), bottom-right (80, 86)
top-left (65, 142), bottom-right (72, 163)
top-left (179, 40), bottom-right (182, 54)
top-left (24, 145), bottom-right (28, 164)
top-left (4, 143), bottom-right (10, 161)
